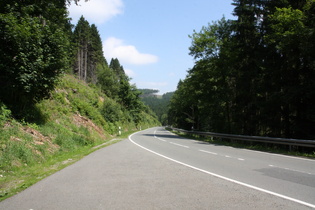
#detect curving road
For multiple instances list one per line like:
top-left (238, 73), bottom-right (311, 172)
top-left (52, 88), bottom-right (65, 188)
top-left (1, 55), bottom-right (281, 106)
top-left (0, 127), bottom-right (314, 209)
top-left (130, 127), bottom-right (315, 209)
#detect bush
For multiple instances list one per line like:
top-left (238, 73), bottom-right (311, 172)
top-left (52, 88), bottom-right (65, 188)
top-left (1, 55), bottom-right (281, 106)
top-left (101, 99), bottom-right (124, 123)
top-left (0, 103), bottom-right (11, 126)
top-left (0, 11), bottom-right (69, 115)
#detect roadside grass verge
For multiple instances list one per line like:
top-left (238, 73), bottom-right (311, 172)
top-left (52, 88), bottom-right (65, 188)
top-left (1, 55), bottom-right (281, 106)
top-left (0, 74), bottom-right (159, 201)
top-left (0, 137), bottom-right (124, 201)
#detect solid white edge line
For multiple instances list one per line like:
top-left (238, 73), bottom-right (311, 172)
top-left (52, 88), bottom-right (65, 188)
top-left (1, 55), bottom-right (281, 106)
top-left (129, 130), bottom-right (315, 209)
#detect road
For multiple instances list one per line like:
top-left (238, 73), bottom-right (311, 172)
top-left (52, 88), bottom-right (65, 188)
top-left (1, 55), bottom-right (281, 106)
top-left (131, 127), bottom-right (315, 208)
top-left (0, 127), bottom-right (314, 209)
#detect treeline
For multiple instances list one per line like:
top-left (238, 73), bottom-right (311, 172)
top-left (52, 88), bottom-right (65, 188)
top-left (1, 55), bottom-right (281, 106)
top-left (169, 0), bottom-right (315, 139)
top-left (0, 0), bottom-right (158, 127)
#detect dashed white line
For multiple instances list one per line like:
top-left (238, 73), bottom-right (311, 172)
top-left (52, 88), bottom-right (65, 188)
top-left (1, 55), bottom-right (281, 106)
top-left (170, 142), bottom-right (189, 148)
top-left (199, 150), bottom-right (218, 155)
top-left (129, 131), bottom-right (315, 209)
top-left (154, 130), bottom-right (167, 142)
top-left (199, 150), bottom-right (245, 161)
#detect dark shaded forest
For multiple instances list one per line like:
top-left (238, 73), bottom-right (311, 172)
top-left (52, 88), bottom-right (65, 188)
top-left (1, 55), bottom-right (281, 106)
top-left (168, 0), bottom-right (315, 140)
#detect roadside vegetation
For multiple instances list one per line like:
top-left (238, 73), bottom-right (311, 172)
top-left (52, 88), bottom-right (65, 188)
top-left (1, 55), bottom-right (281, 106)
top-left (139, 89), bottom-right (174, 126)
top-left (168, 0), bottom-right (315, 141)
top-left (0, 1), bottom-right (159, 201)
top-left (0, 75), bottom-right (159, 201)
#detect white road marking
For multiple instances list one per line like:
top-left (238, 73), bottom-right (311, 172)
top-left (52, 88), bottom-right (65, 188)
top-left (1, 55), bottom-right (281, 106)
top-left (129, 130), bottom-right (315, 209)
top-left (199, 150), bottom-right (245, 161)
top-left (199, 150), bottom-right (218, 155)
top-left (154, 130), bottom-right (167, 142)
top-left (170, 142), bottom-right (189, 148)
top-left (166, 127), bottom-right (315, 163)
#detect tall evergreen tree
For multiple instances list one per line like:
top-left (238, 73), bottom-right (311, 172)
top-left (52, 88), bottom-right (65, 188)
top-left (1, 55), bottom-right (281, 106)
top-left (72, 17), bottom-right (107, 83)
top-left (169, 0), bottom-right (315, 139)
top-left (109, 58), bottom-right (126, 81)
top-left (73, 16), bottom-right (90, 81)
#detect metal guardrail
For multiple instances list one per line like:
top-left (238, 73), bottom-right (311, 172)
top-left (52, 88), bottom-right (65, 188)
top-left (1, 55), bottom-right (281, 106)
top-left (166, 127), bottom-right (315, 148)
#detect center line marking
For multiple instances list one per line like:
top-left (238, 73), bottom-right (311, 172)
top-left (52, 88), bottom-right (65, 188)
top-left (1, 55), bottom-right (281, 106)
top-left (157, 138), bottom-right (166, 142)
top-left (199, 150), bottom-right (218, 155)
top-left (129, 131), bottom-right (315, 209)
top-left (170, 142), bottom-right (189, 148)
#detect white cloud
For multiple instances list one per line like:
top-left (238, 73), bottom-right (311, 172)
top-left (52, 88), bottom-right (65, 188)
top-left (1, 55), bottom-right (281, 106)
top-left (124, 69), bottom-right (135, 77)
top-left (103, 37), bottom-right (159, 65)
top-left (68, 0), bottom-right (124, 24)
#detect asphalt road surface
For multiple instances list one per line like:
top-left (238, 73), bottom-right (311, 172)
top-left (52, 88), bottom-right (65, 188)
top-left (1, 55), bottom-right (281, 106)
top-left (1, 127), bottom-right (314, 209)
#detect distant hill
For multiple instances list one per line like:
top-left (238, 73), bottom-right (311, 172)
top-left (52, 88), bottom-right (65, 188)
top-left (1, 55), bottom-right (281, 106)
top-left (138, 89), bottom-right (159, 98)
top-left (139, 89), bottom-right (174, 125)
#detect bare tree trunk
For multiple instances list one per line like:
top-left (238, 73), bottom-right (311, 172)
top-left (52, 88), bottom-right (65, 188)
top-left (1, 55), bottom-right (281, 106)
top-left (77, 48), bottom-right (81, 79)
top-left (84, 43), bottom-right (87, 82)
top-left (80, 47), bottom-right (84, 80)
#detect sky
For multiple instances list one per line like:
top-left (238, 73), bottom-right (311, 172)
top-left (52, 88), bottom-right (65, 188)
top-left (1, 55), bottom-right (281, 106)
top-left (68, 0), bottom-right (235, 94)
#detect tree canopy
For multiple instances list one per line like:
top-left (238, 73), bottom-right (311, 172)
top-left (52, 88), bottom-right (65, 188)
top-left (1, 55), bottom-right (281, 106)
top-left (0, 0), bottom-right (74, 114)
top-left (0, 0), bottom-right (158, 127)
top-left (169, 0), bottom-right (315, 139)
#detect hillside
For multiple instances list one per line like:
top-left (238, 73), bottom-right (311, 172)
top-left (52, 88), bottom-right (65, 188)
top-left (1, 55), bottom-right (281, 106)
top-left (139, 90), bottom-right (174, 125)
top-left (0, 74), bottom-right (160, 200)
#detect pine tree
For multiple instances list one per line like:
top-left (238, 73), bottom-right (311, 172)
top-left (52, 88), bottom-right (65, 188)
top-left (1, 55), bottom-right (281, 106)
top-left (73, 16), bottom-right (90, 81)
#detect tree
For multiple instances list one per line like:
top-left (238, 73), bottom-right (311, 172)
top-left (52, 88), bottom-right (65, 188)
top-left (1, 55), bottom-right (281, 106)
top-left (73, 16), bottom-right (90, 81)
top-left (97, 65), bottom-right (120, 98)
top-left (72, 17), bottom-right (107, 83)
top-left (0, 1), bottom-right (72, 116)
top-left (265, 3), bottom-right (315, 138)
top-left (109, 58), bottom-right (126, 81)
top-left (140, 90), bottom-right (174, 125)
top-left (169, 0), bottom-right (315, 139)
top-left (89, 24), bottom-right (107, 83)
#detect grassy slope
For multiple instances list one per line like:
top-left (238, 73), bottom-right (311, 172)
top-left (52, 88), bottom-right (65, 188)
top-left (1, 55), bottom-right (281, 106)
top-left (0, 74), bottom-right (160, 201)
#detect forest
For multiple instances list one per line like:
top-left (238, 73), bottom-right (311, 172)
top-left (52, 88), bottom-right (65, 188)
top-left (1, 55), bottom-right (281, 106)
top-left (168, 0), bottom-right (315, 140)
top-left (139, 89), bottom-right (174, 125)
top-left (0, 0), bottom-right (156, 127)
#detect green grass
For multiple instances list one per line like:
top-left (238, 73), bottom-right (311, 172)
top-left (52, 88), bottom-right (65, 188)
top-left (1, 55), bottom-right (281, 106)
top-left (0, 74), bottom-right (159, 201)
top-left (0, 138), bottom-right (122, 201)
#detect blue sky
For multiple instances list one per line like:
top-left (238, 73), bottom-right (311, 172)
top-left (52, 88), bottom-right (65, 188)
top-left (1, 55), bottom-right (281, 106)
top-left (68, 0), bottom-right (235, 94)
